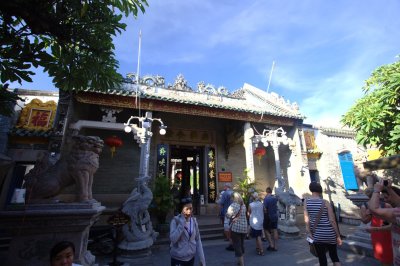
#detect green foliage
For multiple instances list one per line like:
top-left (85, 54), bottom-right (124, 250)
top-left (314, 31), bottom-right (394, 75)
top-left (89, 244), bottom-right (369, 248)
top-left (233, 169), bottom-right (257, 207)
top-left (0, 85), bottom-right (22, 116)
top-left (151, 176), bottom-right (175, 224)
top-left (342, 57), bottom-right (400, 156)
top-left (0, 0), bottom-right (148, 91)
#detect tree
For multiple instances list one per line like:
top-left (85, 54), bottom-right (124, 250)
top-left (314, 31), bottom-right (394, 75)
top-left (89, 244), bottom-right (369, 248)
top-left (0, 0), bottom-right (147, 115)
top-left (341, 57), bottom-right (400, 156)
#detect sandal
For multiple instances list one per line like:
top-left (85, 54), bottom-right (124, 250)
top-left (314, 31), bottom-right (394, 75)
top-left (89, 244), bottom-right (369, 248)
top-left (257, 250), bottom-right (264, 256)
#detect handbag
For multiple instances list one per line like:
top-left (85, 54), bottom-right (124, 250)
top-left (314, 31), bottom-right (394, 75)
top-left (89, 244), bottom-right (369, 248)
top-left (229, 204), bottom-right (243, 231)
top-left (307, 199), bottom-right (325, 257)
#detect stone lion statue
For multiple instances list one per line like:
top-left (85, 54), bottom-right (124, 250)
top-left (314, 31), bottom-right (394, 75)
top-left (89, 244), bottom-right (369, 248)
top-left (24, 135), bottom-right (104, 202)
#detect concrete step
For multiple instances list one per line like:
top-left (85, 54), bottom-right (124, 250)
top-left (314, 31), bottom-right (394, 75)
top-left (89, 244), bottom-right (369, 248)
top-left (0, 237), bottom-right (11, 251)
top-left (154, 223), bottom-right (224, 246)
top-left (353, 230), bottom-right (371, 238)
top-left (340, 239), bottom-right (373, 257)
top-left (346, 234), bottom-right (371, 244)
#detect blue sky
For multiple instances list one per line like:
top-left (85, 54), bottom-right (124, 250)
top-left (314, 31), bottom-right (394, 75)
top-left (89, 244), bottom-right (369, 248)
top-left (12, 0), bottom-right (400, 125)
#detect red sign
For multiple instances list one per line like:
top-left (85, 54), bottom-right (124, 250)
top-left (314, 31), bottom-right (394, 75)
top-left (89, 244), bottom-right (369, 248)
top-left (28, 109), bottom-right (52, 127)
top-left (218, 172), bottom-right (232, 182)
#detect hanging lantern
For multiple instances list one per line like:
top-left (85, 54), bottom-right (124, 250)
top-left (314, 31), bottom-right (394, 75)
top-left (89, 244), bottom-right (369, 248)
top-left (105, 136), bottom-right (123, 158)
top-left (254, 147), bottom-right (266, 165)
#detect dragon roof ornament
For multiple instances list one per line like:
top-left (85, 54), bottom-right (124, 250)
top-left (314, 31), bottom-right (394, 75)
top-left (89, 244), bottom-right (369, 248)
top-left (122, 73), bottom-right (240, 98)
top-left (90, 73), bottom-right (304, 119)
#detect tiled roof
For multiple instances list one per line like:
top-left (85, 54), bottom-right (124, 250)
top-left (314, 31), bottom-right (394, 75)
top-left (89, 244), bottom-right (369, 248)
top-left (83, 81), bottom-right (305, 120)
top-left (9, 128), bottom-right (53, 138)
top-left (317, 126), bottom-right (356, 137)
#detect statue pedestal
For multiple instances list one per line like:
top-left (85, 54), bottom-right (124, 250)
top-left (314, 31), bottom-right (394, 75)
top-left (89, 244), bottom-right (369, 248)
top-left (0, 202), bottom-right (104, 266)
top-left (340, 193), bottom-right (373, 256)
top-left (278, 223), bottom-right (301, 239)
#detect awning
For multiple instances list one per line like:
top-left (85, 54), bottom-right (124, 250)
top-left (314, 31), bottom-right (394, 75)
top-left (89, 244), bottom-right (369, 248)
top-left (363, 154), bottom-right (400, 171)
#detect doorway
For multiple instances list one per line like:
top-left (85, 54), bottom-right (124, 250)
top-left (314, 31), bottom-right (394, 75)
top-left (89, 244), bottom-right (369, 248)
top-left (169, 145), bottom-right (204, 215)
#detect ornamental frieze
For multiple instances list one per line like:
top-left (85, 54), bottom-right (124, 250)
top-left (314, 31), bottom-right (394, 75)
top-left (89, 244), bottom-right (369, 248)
top-left (75, 92), bottom-right (295, 126)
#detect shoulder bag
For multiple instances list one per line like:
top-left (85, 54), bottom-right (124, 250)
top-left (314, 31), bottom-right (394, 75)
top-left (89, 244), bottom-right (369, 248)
top-left (229, 204), bottom-right (243, 232)
top-left (308, 199), bottom-right (325, 257)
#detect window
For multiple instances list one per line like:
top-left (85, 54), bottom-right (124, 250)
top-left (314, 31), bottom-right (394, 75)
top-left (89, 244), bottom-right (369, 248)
top-left (338, 152), bottom-right (358, 190)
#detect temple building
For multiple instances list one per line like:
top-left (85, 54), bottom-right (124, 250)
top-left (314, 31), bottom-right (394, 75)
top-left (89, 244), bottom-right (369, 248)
top-left (0, 74), bottom-right (369, 223)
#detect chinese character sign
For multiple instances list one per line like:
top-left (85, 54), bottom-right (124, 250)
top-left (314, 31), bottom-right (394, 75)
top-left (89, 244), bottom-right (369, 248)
top-left (157, 144), bottom-right (169, 178)
top-left (28, 109), bottom-right (52, 128)
top-left (206, 147), bottom-right (216, 203)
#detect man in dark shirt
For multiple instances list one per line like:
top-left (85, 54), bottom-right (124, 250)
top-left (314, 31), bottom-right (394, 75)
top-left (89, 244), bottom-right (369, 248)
top-left (263, 187), bottom-right (279, 251)
top-left (217, 183), bottom-right (234, 250)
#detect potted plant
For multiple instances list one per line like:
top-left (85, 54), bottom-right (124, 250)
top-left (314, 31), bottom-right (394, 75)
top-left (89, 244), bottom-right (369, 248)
top-left (151, 175), bottom-right (175, 233)
top-left (234, 169), bottom-right (258, 207)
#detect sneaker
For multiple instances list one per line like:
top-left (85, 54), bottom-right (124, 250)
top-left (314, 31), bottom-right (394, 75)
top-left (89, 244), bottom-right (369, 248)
top-left (226, 245), bottom-right (234, 251)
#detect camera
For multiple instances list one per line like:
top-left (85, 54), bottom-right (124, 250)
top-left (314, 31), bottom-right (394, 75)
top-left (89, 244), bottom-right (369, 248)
top-left (383, 180), bottom-right (389, 186)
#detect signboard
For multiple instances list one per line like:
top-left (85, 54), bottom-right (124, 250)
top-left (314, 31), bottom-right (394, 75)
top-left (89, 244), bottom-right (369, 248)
top-left (156, 144), bottom-right (169, 178)
top-left (218, 172), bottom-right (232, 182)
top-left (206, 147), bottom-right (216, 203)
top-left (28, 109), bottom-right (52, 127)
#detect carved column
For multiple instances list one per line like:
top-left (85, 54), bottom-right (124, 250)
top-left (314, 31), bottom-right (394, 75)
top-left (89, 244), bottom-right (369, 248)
top-left (272, 143), bottom-right (284, 189)
top-left (243, 122), bottom-right (255, 182)
top-left (139, 111), bottom-right (152, 180)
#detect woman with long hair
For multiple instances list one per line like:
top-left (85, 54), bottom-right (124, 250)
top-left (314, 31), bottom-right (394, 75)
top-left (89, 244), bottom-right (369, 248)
top-left (304, 182), bottom-right (342, 266)
top-left (226, 191), bottom-right (248, 266)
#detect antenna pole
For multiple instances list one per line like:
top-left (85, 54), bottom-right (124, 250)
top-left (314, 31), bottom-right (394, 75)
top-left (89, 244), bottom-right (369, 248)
top-left (266, 61), bottom-right (275, 93)
top-left (135, 30), bottom-right (142, 110)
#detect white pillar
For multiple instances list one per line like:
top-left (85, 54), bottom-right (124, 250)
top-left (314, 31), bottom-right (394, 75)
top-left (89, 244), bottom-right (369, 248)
top-left (272, 143), bottom-right (283, 189)
top-left (139, 111), bottom-right (152, 179)
top-left (244, 122), bottom-right (255, 182)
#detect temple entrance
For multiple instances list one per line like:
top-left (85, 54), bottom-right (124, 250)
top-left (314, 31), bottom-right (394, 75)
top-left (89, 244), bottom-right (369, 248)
top-left (169, 145), bottom-right (205, 215)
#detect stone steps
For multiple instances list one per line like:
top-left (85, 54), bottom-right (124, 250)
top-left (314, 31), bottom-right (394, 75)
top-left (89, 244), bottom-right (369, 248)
top-left (154, 222), bottom-right (224, 246)
top-left (340, 228), bottom-right (373, 257)
top-left (0, 237), bottom-right (11, 251)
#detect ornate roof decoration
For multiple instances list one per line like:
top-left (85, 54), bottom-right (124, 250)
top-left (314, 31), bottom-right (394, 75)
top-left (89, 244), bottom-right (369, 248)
top-left (9, 128), bottom-right (53, 138)
top-left (15, 98), bottom-right (57, 130)
top-left (317, 126), bottom-right (356, 138)
top-left (240, 83), bottom-right (301, 115)
top-left (82, 73), bottom-right (305, 120)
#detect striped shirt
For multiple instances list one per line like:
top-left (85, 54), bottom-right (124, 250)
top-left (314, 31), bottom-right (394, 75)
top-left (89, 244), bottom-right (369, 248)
top-left (306, 198), bottom-right (337, 244)
top-left (226, 202), bottom-right (248, 233)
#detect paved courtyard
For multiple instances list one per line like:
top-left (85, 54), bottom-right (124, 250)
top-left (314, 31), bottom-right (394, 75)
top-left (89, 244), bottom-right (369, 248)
top-left (149, 237), bottom-right (378, 266)
top-left (97, 223), bottom-right (379, 266)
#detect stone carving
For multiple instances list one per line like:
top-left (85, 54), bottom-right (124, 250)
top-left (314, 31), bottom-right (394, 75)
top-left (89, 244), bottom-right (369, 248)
top-left (197, 82), bottom-right (229, 96)
top-left (119, 177), bottom-right (158, 250)
top-left (100, 107), bottom-right (122, 123)
top-left (275, 186), bottom-right (302, 226)
top-left (267, 92), bottom-right (300, 114)
top-left (142, 75), bottom-right (165, 87)
top-left (24, 135), bottom-right (104, 202)
top-left (125, 73), bottom-right (139, 84)
top-left (170, 74), bottom-right (192, 91)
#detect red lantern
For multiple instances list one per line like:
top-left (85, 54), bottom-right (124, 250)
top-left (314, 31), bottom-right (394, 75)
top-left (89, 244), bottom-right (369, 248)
top-left (105, 136), bottom-right (123, 158)
top-left (254, 147), bottom-right (266, 165)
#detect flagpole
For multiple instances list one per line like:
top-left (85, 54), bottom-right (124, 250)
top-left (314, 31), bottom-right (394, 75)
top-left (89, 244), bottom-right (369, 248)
top-left (135, 30), bottom-right (142, 111)
top-left (260, 61), bottom-right (276, 121)
top-left (266, 60), bottom-right (275, 93)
